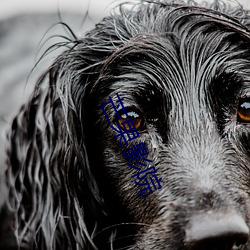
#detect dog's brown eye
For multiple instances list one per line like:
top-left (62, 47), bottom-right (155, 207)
top-left (237, 99), bottom-right (250, 123)
top-left (118, 111), bottom-right (144, 131)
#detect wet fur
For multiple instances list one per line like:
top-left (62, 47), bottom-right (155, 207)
top-left (2, 0), bottom-right (250, 249)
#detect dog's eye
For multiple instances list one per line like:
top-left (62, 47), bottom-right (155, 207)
top-left (118, 110), bottom-right (144, 131)
top-left (237, 98), bottom-right (250, 123)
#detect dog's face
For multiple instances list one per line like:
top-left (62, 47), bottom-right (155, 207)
top-left (4, 1), bottom-right (250, 250)
top-left (86, 3), bottom-right (250, 249)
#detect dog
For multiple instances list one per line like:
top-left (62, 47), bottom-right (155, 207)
top-left (1, 0), bottom-right (250, 249)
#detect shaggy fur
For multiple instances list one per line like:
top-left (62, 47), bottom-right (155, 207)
top-left (2, 0), bottom-right (250, 249)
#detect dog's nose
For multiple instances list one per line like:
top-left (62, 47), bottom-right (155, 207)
top-left (185, 213), bottom-right (249, 250)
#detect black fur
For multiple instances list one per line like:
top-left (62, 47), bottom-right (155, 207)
top-left (2, 0), bottom-right (250, 249)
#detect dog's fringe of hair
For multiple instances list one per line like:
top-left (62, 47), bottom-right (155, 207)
top-left (4, 0), bottom-right (250, 249)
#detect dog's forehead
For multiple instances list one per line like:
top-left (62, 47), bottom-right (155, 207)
top-left (102, 9), bottom-right (250, 102)
top-left (93, 2), bottom-right (250, 131)
top-left (106, 36), bottom-right (247, 100)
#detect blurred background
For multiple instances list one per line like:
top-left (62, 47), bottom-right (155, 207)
top-left (0, 0), bottom-right (250, 174)
top-left (0, 0), bottom-right (119, 172)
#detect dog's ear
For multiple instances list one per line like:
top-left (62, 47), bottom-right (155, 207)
top-left (3, 17), bottom-right (123, 249)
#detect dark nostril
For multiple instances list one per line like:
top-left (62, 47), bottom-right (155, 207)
top-left (235, 236), bottom-right (249, 248)
top-left (185, 213), bottom-right (249, 250)
top-left (187, 233), bottom-right (248, 250)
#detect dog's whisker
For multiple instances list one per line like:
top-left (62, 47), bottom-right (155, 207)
top-left (93, 222), bottom-right (150, 238)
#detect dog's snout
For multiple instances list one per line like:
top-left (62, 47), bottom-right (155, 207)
top-left (185, 213), bottom-right (249, 250)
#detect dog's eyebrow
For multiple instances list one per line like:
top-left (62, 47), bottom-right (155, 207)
top-left (211, 71), bottom-right (242, 93)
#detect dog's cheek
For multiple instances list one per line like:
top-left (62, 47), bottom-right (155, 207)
top-left (102, 148), bottom-right (158, 222)
top-left (227, 125), bottom-right (250, 163)
top-left (237, 130), bottom-right (250, 158)
top-left (91, 116), bottom-right (162, 224)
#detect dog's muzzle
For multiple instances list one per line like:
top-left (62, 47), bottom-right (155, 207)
top-left (185, 213), bottom-right (249, 250)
